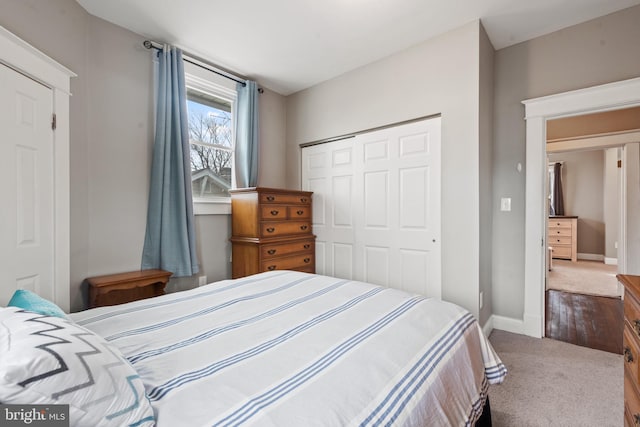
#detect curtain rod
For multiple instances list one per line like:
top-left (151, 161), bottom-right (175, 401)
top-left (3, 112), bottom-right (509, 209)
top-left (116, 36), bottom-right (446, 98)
top-left (143, 40), bottom-right (263, 93)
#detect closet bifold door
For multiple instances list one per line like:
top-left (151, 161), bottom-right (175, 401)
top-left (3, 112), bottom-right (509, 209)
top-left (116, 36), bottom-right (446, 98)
top-left (301, 117), bottom-right (441, 298)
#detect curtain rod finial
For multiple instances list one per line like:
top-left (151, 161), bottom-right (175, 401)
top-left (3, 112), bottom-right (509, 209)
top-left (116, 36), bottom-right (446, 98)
top-left (143, 40), bottom-right (153, 49)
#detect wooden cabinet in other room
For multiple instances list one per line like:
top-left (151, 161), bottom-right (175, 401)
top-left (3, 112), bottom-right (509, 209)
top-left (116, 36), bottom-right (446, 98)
top-left (230, 187), bottom-right (315, 278)
top-left (548, 216), bottom-right (577, 262)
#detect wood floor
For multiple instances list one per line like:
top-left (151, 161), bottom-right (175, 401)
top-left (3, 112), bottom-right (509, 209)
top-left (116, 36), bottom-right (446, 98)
top-left (545, 289), bottom-right (623, 354)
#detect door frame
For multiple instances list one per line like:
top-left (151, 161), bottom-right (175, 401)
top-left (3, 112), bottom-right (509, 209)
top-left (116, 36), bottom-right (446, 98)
top-left (0, 26), bottom-right (75, 312)
top-left (522, 76), bottom-right (640, 338)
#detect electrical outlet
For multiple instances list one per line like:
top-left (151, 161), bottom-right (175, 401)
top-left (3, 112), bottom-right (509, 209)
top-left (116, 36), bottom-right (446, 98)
top-left (479, 291), bottom-right (484, 309)
top-left (198, 276), bottom-right (207, 286)
top-left (500, 197), bottom-right (511, 212)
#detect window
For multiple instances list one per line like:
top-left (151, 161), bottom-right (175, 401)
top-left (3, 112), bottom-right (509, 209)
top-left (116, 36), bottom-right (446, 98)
top-left (187, 90), bottom-right (233, 200)
top-left (184, 66), bottom-right (237, 214)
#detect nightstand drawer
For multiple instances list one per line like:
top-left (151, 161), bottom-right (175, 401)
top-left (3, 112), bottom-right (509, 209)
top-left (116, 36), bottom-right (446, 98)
top-left (261, 221), bottom-right (311, 237)
top-left (261, 239), bottom-right (314, 259)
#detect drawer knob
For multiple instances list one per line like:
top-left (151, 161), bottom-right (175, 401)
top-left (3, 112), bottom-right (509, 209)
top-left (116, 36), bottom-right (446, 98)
top-left (267, 249), bottom-right (276, 255)
top-left (266, 227), bottom-right (275, 233)
top-left (267, 196), bottom-right (275, 201)
top-left (300, 225), bottom-right (308, 231)
top-left (296, 210), bottom-right (304, 215)
top-left (267, 265), bottom-right (276, 271)
top-left (270, 210), bottom-right (279, 216)
top-left (556, 239), bottom-right (561, 243)
top-left (303, 244), bottom-right (311, 249)
top-left (556, 230), bottom-right (560, 234)
top-left (304, 258), bottom-right (311, 263)
top-left (634, 320), bottom-right (640, 337)
top-left (301, 198), bottom-right (308, 203)
top-left (625, 346), bottom-right (634, 363)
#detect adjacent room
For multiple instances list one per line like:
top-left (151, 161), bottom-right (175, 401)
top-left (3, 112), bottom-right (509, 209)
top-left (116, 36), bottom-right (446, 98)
top-left (1, 0), bottom-right (639, 425)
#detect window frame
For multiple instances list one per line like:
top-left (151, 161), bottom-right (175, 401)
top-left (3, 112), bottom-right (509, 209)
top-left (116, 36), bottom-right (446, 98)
top-left (184, 67), bottom-right (237, 215)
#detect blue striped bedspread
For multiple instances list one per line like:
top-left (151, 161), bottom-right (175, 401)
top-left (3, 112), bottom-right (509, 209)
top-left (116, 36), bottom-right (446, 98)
top-left (70, 271), bottom-right (506, 426)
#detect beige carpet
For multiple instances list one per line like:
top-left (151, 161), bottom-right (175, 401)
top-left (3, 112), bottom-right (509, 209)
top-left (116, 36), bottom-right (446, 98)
top-left (488, 329), bottom-right (622, 427)
top-left (547, 259), bottom-right (619, 298)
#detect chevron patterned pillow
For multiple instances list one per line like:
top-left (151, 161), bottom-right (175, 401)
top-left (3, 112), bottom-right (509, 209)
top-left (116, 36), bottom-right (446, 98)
top-left (0, 307), bottom-right (155, 427)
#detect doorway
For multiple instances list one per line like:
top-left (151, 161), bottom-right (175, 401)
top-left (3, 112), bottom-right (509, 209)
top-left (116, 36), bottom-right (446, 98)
top-left (522, 77), bottom-right (640, 339)
top-left (544, 141), bottom-right (628, 353)
top-left (0, 26), bottom-right (74, 311)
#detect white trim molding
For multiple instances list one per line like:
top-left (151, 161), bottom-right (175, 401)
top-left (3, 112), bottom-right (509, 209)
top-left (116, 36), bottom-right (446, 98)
top-left (0, 25), bottom-right (76, 312)
top-left (488, 315), bottom-right (526, 336)
top-left (577, 253), bottom-right (605, 262)
top-left (522, 76), bottom-right (640, 338)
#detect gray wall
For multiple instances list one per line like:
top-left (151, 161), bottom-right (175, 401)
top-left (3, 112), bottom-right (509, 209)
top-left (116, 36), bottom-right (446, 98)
top-left (286, 21), bottom-right (485, 319)
top-left (479, 24), bottom-right (495, 325)
top-left (548, 151), bottom-right (605, 256)
top-left (0, 0), bottom-right (287, 311)
top-left (492, 5), bottom-right (640, 320)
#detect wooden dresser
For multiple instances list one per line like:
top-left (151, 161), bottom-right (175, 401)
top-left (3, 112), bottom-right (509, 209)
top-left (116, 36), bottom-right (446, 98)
top-left (620, 274), bottom-right (640, 426)
top-left (230, 187), bottom-right (315, 278)
top-left (548, 216), bottom-right (577, 262)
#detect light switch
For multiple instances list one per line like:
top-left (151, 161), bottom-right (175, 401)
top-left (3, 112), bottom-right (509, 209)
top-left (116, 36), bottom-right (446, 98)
top-left (500, 197), bottom-right (511, 212)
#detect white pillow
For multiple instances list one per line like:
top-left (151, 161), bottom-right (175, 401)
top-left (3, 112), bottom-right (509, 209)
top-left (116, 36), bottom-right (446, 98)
top-left (0, 307), bottom-right (155, 427)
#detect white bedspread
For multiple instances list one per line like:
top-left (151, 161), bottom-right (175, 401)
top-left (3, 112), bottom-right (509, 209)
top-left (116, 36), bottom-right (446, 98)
top-left (70, 271), bottom-right (506, 426)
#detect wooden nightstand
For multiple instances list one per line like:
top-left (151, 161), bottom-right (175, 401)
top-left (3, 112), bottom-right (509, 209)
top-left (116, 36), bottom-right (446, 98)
top-left (86, 269), bottom-right (172, 308)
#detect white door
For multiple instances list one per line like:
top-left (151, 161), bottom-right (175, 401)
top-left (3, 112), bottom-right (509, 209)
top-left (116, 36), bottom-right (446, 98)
top-left (302, 117), bottom-right (441, 298)
top-left (0, 63), bottom-right (55, 306)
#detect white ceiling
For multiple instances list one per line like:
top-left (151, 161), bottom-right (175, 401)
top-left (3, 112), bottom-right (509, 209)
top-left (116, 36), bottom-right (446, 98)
top-left (75, 0), bottom-right (640, 95)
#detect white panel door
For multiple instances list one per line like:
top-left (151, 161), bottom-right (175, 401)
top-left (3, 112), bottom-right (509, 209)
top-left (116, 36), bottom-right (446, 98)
top-left (302, 117), bottom-right (441, 298)
top-left (0, 63), bottom-right (55, 306)
top-left (302, 138), bottom-right (357, 279)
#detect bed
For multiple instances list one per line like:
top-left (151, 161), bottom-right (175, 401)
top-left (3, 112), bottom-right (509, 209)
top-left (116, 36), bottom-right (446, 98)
top-left (1, 270), bottom-right (506, 426)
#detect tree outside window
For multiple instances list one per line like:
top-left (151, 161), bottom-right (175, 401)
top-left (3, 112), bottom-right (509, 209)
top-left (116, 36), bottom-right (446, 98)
top-left (187, 91), bottom-right (233, 199)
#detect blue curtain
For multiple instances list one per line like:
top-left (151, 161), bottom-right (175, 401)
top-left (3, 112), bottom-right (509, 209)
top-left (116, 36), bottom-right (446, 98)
top-left (141, 45), bottom-right (199, 276)
top-left (234, 80), bottom-right (259, 188)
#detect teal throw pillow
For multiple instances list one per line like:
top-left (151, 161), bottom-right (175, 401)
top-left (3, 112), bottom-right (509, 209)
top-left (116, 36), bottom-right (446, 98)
top-left (8, 289), bottom-right (67, 318)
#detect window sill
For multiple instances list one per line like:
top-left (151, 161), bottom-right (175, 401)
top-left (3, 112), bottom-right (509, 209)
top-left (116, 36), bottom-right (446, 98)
top-left (194, 200), bottom-right (231, 215)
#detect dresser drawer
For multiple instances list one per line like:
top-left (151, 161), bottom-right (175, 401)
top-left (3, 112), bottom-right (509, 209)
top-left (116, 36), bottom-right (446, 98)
top-left (261, 221), bottom-right (311, 237)
top-left (549, 227), bottom-right (572, 237)
top-left (549, 219), bottom-right (572, 228)
top-left (261, 239), bottom-right (314, 259)
top-left (626, 293), bottom-right (640, 336)
top-left (288, 206), bottom-right (311, 219)
top-left (625, 372), bottom-right (640, 426)
top-left (260, 206), bottom-right (288, 220)
top-left (549, 235), bottom-right (572, 245)
top-left (550, 246), bottom-right (572, 259)
top-left (261, 253), bottom-right (314, 272)
top-left (625, 326), bottom-right (640, 384)
top-left (260, 192), bottom-right (311, 205)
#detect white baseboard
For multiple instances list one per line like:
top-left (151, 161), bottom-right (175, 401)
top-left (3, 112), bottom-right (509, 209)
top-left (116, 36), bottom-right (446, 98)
top-left (482, 316), bottom-right (494, 338)
top-left (605, 257), bottom-right (618, 265)
top-left (489, 314), bottom-right (526, 335)
top-left (577, 253), bottom-right (604, 261)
